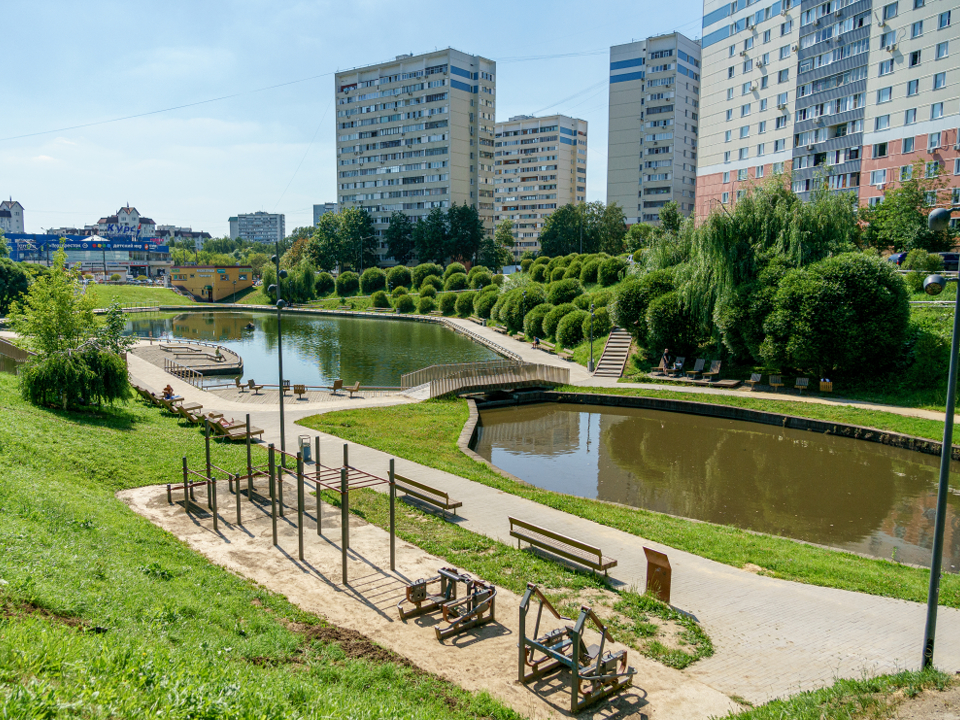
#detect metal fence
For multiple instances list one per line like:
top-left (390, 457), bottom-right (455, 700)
top-left (163, 357), bottom-right (205, 388)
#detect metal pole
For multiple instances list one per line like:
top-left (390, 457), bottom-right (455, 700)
top-left (269, 444), bottom-right (278, 546)
top-left (343, 443), bottom-right (349, 468)
top-left (389, 458), bottom-right (396, 572)
top-left (235, 474), bottom-right (241, 526)
top-left (922, 282), bottom-right (960, 667)
top-left (587, 303), bottom-right (595, 373)
top-left (275, 246), bottom-right (287, 470)
top-left (316, 436), bottom-right (323, 536)
top-left (182, 456), bottom-right (189, 509)
top-left (211, 477), bottom-right (218, 534)
top-left (204, 418), bottom-right (212, 508)
top-left (297, 452), bottom-right (304, 561)
top-left (246, 414), bottom-right (253, 497)
top-left (341, 467), bottom-right (349, 585)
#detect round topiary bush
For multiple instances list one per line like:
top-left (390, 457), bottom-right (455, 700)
top-left (523, 303), bottom-right (555, 339)
top-left (443, 262), bottom-right (467, 279)
top-left (315, 272), bottom-right (335, 296)
top-left (550, 267), bottom-right (566, 282)
top-left (370, 290), bottom-right (391, 308)
top-left (598, 257), bottom-right (626, 286)
top-left (563, 262), bottom-right (582, 280)
top-left (613, 270), bottom-right (675, 343)
top-left (557, 310), bottom-right (589, 347)
top-left (455, 291), bottom-right (477, 317)
top-left (573, 295), bottom-right (591, 310)
top-left (547, 278), bottom-right (583, 305)
top-left (591, 290), bottom-right (613, 307)
top-left (391, 285), bottom-right (408, 297)
top-left (533, 256), bottom-right (550, 267)
top-left (546, 256), bottom-right (568, 274)
top-left (439, 292), bottom-right (457, 315)
top-left (420, 285), bottom-right (437, 298)
top-left (417, 296), bottom-right (437, 314)
top-left (412, 263), bottom-right (444, 288)
top-left (582, 306), bottom-right (612, 339)
top-left (492, 274), bottom-right (505, 286)
top-left (580, 259), bottom-right (601, 284)
top-left (444, 272), bottom-right (468, 291)
top-left (520, 258), bottom-right (534, 273)
top-left (360, 267), bottom-right (386, 294)
top-left (110, 273), bottom-right (122, 281)
top-left (335, 271), bottom-right (359, 296)
top-left (499, 285), bottom-right (547, 332)
top-left (395, 294), bottom-right (416, 313)
top-left (645, 291), bottom-right (700, 355)
top-left (474, 290), bottom-right (499, 319)
top-left (467, 264), bottom-right (489, 279)
top-left (387, 265), bottom-right (412, 289)
top-left (469, 271), bottom-right (493, 289)
top-left (530, 264), bottom-right (549, 283)
top-left (543, 303), bottom-right (577, 338)
top-left (420, 274), bottom-right (443, 292)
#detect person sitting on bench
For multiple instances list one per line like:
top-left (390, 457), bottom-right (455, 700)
top-left (532, 336), bottom-right (540, 348)
top-left (162, 385), bottom-right (182, 401)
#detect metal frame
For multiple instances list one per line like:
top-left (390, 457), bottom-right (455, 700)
top-left (397, 567), bottom-right (497, 641)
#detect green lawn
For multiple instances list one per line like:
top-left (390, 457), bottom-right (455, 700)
top-left (298, 397), bottom-right (960, 608)
top-left (85, 284), bottom-right (198, 309)
top-left (0, 375), bottom-right (517, 719)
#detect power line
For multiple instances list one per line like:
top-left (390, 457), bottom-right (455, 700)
top-left (274, 97), bottom-right (334, 212)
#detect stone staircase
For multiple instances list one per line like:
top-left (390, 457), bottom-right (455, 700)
top-left (592, 328), bottom-right (633, 378)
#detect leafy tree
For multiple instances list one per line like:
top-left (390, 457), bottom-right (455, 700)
top-left (308, 212), bottom-right (343, 272)
top-left (19, 344), bottom-right (129, 409)
top-left (339, 206), bottom-right (377, 271)
top-left (96, 300), bottom-right (136, 356)
top-left (447, 203), bottom-right (484, 264)
top-left (280, 227), bottom-right (317, 267)
top-left (586, 201), bottom-right (627, 254)
top-left (626, 223), bottom-right (656, 252)
top-left (539, 204), bottom-right (583, 257)
top-left (481, 218), bottom-right (515, 272)
top-left (414, 208), bottom-right (449, 265)
top-left (243, 251), bottom-right (270, 276)
top-left (0, 257), bottom-right (29, 315)
top-left (657, 201), bottom-right (683, 237)
top-left (384, 211), bottom-right (415, 265)
top-left (0, 229), bottom-right (8, 258)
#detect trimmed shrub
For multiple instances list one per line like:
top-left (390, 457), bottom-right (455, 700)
top-left (492, 274), bottom-right (505, 286)
top-left (467, 264), bottom-right (489, 279)
top-left (420, 285), bottom-right (437, 298)
top-left (645, 291), bottom-right (701, 356)
top-left (469, 270), bottom-right (493, 289)
top-left (613, 270), bottom-right (674, 342)
top-left (315, 272), bottom-right (335, 296)
top-left (412, 263), bottom-right (444, 288)
top-left (582, 306), bottom-right (612, 339)
top-left (420, 274), bottom-right (443, 291)
top-left (335, 271), bottom-right (359, 296)
top-left (480, 282), bottom-right (499, 294)
top-left (439, 292), bottom-right (457, 315)
top-left (573, 295), bottom-right (591, 310)
top-left (387, 265), bottom-right (412, 289)
top-left (563, 262), bottom-right (582, 280)
top-left (533, 256), bottom-right (550, 266)
top-left (546, 256), bottom-right (569, 274)
top-left (580, 259), bottom-right (601, 284)
top-left (443, 262), bottom-right (467, 279)
top-left (550, 267), bottom-right (566, 282)
top-left (523, 303), bottom-right (555, 339)
top-left (499, 284), bottom-right (547, 332)
top-left (632, 249), bottom-right (644, 263)
top-left (455, 291), bottom-right (477, 317)
top-left (391, 285), bottom-right (408, 297)
top-left (547, 278), bottom-right (583, 305)
top-left (444, 272), bottom-right (469, 291)
top-left (370, 290), bottom-right (391, 308)
top-left (360, 267), bottom-right (386, 294)
top-left (591, 290), bottom-right (613, 308)
top-left (520, 258), bottom-right (534, 273)
top-left (557, 310), bottom-right (589, 348)
top-left (109, 273), bottom-right (121, 281)
top-left (530, 264), bottom-right (549, 283)
top-left (543, 303), bottom-right (577, 338)
top-left (395, 294), bottom-right (416, 313)
top-left (474, 290), bottom-right (499, 318)
top-left (417, 296), bottom-right (437, 314)
top-left (598, 257), bottom-right (626, 286)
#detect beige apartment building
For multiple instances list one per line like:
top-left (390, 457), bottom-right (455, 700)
top-left (607, 33), bottom-right (702, 226)
top-left (494, 114), bottom-right (588, 259)
top-left (334, 49), bottom-right (497, 266)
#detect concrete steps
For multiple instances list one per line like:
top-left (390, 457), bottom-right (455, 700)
top-left (592, 328), bottom-right (633, 378)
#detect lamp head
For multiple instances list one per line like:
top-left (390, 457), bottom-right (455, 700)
top-left (276, 299), bottom-right (287, 309)
top-left (924, 274), bottom-right (947, 296)
top-left (929, 207), bottom-right (952, 233)
top-left (279, 269), bottom-right (288, 279)
top-left (271, 255), bottom-right (278, 264)
top-left (267, 284), bottom-right (277, 294)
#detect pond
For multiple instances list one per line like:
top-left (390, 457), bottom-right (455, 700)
top-left (471, 402), bottom-right (960, 571)
top-left (126, 311), bottom-right (498, 387)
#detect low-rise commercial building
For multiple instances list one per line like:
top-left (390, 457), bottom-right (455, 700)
top-left (169, 265), bottom-right (253, 302)
top-left (6, 234), bottom-right (171, 277)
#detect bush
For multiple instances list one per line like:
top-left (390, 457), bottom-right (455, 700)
top-left (550, 267), bottom-right (566, 282)
top-left (455, 291), bottom-right (477, 317)
top-left (546, 256), bottom-right (569, 274)
top-left (412, 263), bottom-right (444, 288)
top-left (492, 274), bottom-right (505, 286)
top-left (444, 272), bottom-right (468, 291)
top-left (443, 262), bottom-right (467, 279)
top-left (632, 249), bottom-right (644, 263)
top-left (467, 264), bottom-right (489, 279)
top-left (370, 290), bottom-right (391, 308)
top-left (557, 310), bottom-right (589, 348)
top-left (499, 285), bottom-right (547, 332)
top-left (315, 272), bottom-right (335, 296)
top-left (109, 273), bottom-right (122, 281)
top-left (469, 271), bottom-right (493, 289)
top-left (580, 259), bottom-right (601, 284)
top-left (420, 285), bottom-right (437, 298)
top-left (563, 262), bottom-right (582, 280)
top-left (20, 346), bottom-right (129, 410)
top-left (530, 264), bottom-right (549, 283)
top-left (335, 271), bottom-right (359, 296)
top-left (417, 296), bottom-right (437, 314)
top-left (533, 256), bottom-right (550, 266)
top-left (547, 278), bottom-right (583, 305)
top-left (360, 267), bottom-right (386, 294)
top-left (598, 257), bottom-right (626, 286)
top-left (520, 258), bottom-right (534, 273)
top-left (904, 321), bottom-right (949, 389)
top-left (582, 306), bottom-right (612, 339)
top-left (420, 274), bottom-right (443, 291)
top-left (591, 290), bottom-right (613, 308)
top-left (613, 270), bottom-right (675, 343)
top-left (903, 250), bottom-right (944, 293)
top-left (474, 291), bottom-right (499, 319)
top-left (573, 295), bottom-right (591, 310)
top-left (439, 292), bottom-right (457, 315)
top-left (523, 303), bottom-right (555, 339)
top-left (395, 294), bottom-right (416, 313)
top-left (645, 291), bottom-right (702, 356)
top-left (543, 303), bottom-right (577, 338)
top-left (391, 285), bottom-right (408, 298)
top-left (387, 265), bottom-right (412, 289)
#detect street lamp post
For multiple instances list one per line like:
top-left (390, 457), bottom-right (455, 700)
top-left (919, 205), bottom-right (958, 668)
top-left (587, 303), bottom-right (596, 373)
top-left (268, 246), bottom-right (289, 468)
top-left (232, 280), bottom-right (237, 304)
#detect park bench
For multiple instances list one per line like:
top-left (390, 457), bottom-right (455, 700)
top-left (746, 373), bottom-right (762, 391)
top-left (346, 381), bottom-right (362, 398)
top-left (509, 517), bottom-right (617, 575)
top-left (768, 374), bottom-right (784, 392)
top-left (328, 379), bottom-right (343, 395)
top-left (685, 359), bottom-right (706, 378)
top-left (234, 377), bottom-right (246, 392)
top-left (468, 316), bottom-right (484, 325)
top-left (370, 307), bottom-right (394, 313)
top-left (492, 326), bottom-right (508, 335)
top-left (701, 360), bottom-right (722, 382)
top-left (795, 377), bottom-right (809, 394)
top-left (539, 339), bottom-right (557, 353)
top-left (294, 384), bottom-right (307, 400)
top-left (664, 357), bottom-right (686, 377)
top-left (247, 379), bottom-right (264, 394)
top-left (395, 474), bottom-right (462, 516)
top-left (338, 305), bottom-right (351, 310)
top-left (558, 349), bottom-right (574, 361)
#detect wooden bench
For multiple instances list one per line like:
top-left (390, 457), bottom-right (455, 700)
top-left (467, 315), bottom-right (484, 325)
top-left (746, 373), bottom-right (762, 391)
top-left (294, 384), bottom-right (307, 400)
top-left (492, 326), bottom-right (508, 335)
top-left (395, 474), bottom-right (462, 515)
top-left (795, 377), bottom-right (809, 394)
top-left (768, 374), bottom-right (783, 392)
top-left (509, 517), bottom-right (617, 574)
top-left (370, 307), bottom-right (394, 313)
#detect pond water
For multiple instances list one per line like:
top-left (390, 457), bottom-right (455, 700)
top-left (126, 311), bottom-right (497, 387)
top-left (471, 403), bottom-right (960, 571)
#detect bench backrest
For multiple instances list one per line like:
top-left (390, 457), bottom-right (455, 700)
top-left (691, 358), bottom-right (705, 372)
top-left (509, 517), bottom-right (602, 562)
top-left (672, 357), bottom-right (685, 370)
top-left (769, 374), bottom-right (782, 385)
top-left (708, 360), bottom-right (721, 373)
top-left (394, 474), bottom-right (448, 501)
top-left (332, 379), bottom-right (343, 391)
top-left (294, 384), bottom-right (306, 394)
top-left (750, 373), bottom-right (762, 382)
top-left (796, 377), bottom-right (809, 388)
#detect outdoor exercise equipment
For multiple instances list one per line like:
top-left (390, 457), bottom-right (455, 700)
top-left (397, 567), bottom-right (497, 641)
top-left (518, 583), bottom-right (635, 714)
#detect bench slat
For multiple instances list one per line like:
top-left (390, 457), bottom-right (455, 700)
top-left (508, 517), bottom-right (617, 572)
top-left (394, 474), bottom-right (462, 512)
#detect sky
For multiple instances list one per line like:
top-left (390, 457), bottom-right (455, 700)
top-left (2, 0), bottom-right (703, 238)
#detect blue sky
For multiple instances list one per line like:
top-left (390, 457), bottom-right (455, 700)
top-left (2, 0), bottom-right (702, 237)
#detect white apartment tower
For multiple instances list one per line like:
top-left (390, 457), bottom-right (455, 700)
top-left (494, 114), bottom-right (588, 259)
top-left (607, 33), bottom-right (702, 225)
top-left (229, 212), bottom-right (286, 244)
top-left (0, 200), bottom-right (25, 234)
top-left (335, 49), bottom-right (497, 266)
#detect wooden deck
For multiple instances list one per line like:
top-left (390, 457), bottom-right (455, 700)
top-left (133, 343), bottom-right (242, 375)
top-left (205, 386), bottom-right (399, 405)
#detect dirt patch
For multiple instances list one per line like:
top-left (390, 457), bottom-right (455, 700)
top-left (888, 681), bottom-right (960, 719)
top-left (1, 597), bottom-right (106, 633)
top-left (742, 563), bottom-right (765, 574)
top-left (288, 621), bottom-right (416, 668)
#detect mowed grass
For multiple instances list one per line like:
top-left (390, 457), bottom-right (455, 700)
top-left (0, 375), bottom-right (519, 719)
top-left (84, 283), bottom-right (198, 308)
top-left (298, 398), bottom-right (960, 608)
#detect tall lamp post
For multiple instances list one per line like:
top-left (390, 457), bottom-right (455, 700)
top-left (231, 280), bottom-right (237, 304)
top-left (920, 205), bottom-right (958, 668)
top-left (268, 247), bottom-right (289, 468)
top-left (587, 303), bottom-right (596, 373)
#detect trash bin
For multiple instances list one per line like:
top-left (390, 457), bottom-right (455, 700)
top-left (643, 547), bottom-right (672, 604)
top-left (298, 435), bottom-right (312, 463)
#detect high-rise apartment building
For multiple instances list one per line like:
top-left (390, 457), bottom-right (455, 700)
top-left (335, 49), bottom-right (497, 266)
top-left (0, 199), bottom-right (25, 234)
top-left (607, 33), bottom-right (702, 225)
top-left (229, 211), bottom-right (286, 244)
top-left (313, 203), bottom-right (338, 225)
top-left (494, 114), bottom-right (588, 259)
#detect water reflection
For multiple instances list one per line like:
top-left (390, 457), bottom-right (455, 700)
top-left (126, 311), bottom-right (497, 387)
top-left (472, 403), bottom-right (960, 571)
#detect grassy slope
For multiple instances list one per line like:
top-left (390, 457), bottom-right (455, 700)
top-left (0, 375), bottom-right (517, 719)
top-left (85, 284), bottom-right (198, 308)
top-left (298, 398), bottom-right (960, 608)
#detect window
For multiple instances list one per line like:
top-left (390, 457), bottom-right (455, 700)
top-left (760, 98), bottom-right (768, 111)
top-left (742, 104), bottom-right (751, 116)
top-left (879, 59), bottom-right (894, 75)
top-left (868, 196), bottom-right (883, 207)
top-left (740, 125), bottom-right (750, 138)
top-left (778, 69), bottom-right (789, 83)
top-left (724, 151), bottom-right (731, 162)
top-left (726, 108), bottom-right (734, 120)
top-left (881, 31), bottom-right (896, 48)
top-left (764, 29), bottom-right (771, 43)
top-left (873, 142), bottom-right (888, 158)
top-left (728, 66), bottom-right (735, 79)
top-left (744, 37), bottom-right (754, 51)
top-left (914, 0), bottom-right (924, 7)
top-left (756, 165), bottom-right (765, 178)
top-left (758, 120), bottom-right (767, 133)
top-left (956, 158), bottom-right (960, 175)
top-left (929, 132), bottom-right (941, 149)
top-left (871, 169), bottom-right (887, 185)
top-left (738, 168), bottom-right (749, 181)
top-left (905, 108), bottom-right (917, 125)
top-left (729, 45), bottom-right (736, 57)
top-left (777, 92), bottom-right (788, 105)
top-left (779, 45), bottom-right (791, 60)
top-left (721, 192), bottom-right (730, 203)
top-left (743, 59), bottom-right (753, 73)
top-left (910, 50), bottom-right (922, 67)
top-left (762, 52), bottom-right (770, 64)
top-left (725, 130), bottom-right (732, 142)
top-left (875, 115), bottom-right (890, 131)
top-left (926, 161), bottom-right (941, 178)
top-left (722, 171), bottom-right (730, 183)
top-left (781, 20), bottom-right (793, 35)
top-left (727, 88), bottom-right (735, 100)
top-left (900, 165), bottom-right (913, 181)
top-left (742, 82), bottom-right (752, 95)
top-left (883, 2), bottom-right (898, 20)
top-left (954, 188), bottom-right (960, 204)
top-left (907, 79), bottom-right (919, 96)
top-left (757, 142), bottom-right (765, 155)
top-left (931, 102), bottom-right (944, 119)
top-left (877, 87), bottom-right (893, 103)
top-left (937, 42), bottom-right (949, 59)
top-left (774, 138), bottom-right (786, 152)
top-left (739, 147), bottom-right (749, 160)
top-left (775, 115), bottom-right (788, 129)
top-left (912, 21), bottom-right (923, 38)
top-left (934, 72), bottom-right (946, 90)
top-left (903, 136), bottom-right (915, 153)
top-left (940, 11), bottom-right (951, 29)
top-left (760, 76), bottom-right (769, 89)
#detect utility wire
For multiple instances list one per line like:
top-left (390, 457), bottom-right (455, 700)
top-left (273, 96), bottom-right (334, 212)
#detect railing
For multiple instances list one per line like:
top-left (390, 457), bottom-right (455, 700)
top-left (0, 337), bottom-right (34, 362)
top-left (440, 319), bottom-right (522, 362)
top-left (401, 359), bottom-right (521, 390)
top-left (425, 362), bottom-right (569, 399)
top-left (164, 357), bottom-right (205, 388)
